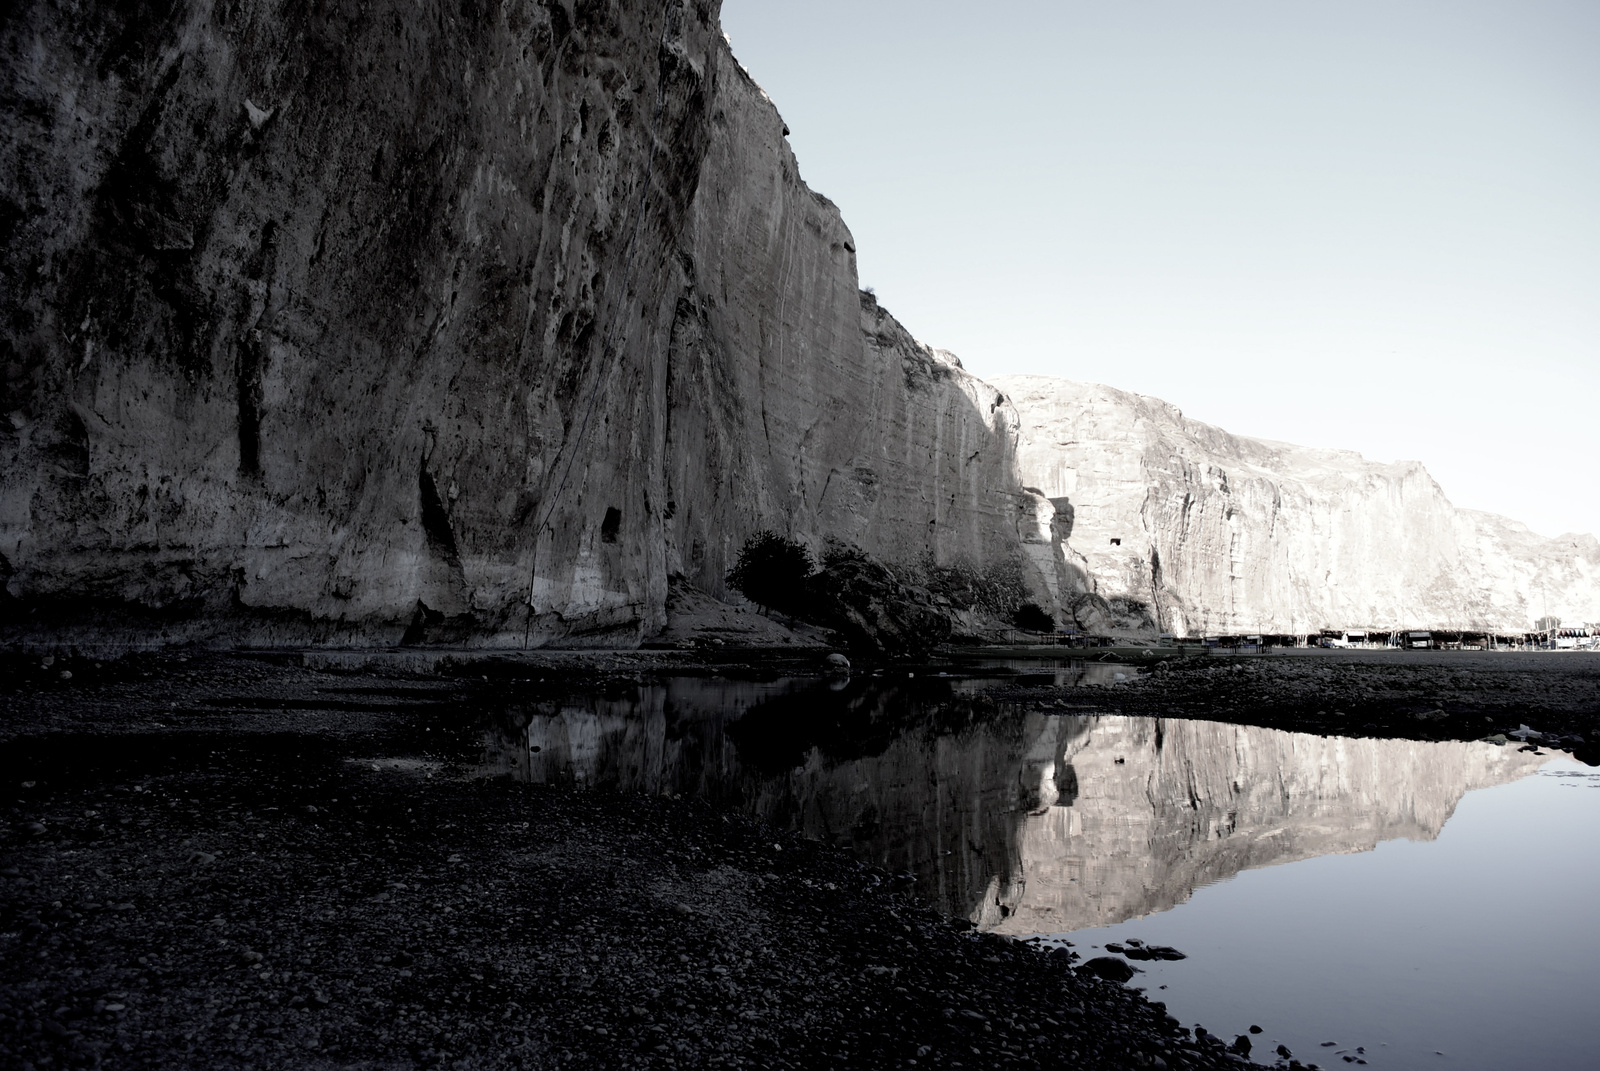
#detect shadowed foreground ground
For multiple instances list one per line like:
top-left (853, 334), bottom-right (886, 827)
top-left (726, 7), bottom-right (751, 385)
top-left (1, 653), bottom-right (1246, 1071)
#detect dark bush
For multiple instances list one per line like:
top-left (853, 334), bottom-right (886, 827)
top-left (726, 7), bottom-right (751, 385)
top-left (807, 541), bottom-right (951, 660)
top-left (726, 531), bottom-right (815, 617)
top-left (1013, 601), bottom-right (1055, 633)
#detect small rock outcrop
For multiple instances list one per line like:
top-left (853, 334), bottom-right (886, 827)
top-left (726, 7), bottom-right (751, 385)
top-left (805, 543), bottom-right (952, 660)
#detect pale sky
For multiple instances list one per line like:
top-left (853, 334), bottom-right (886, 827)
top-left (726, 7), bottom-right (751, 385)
top-left (720, 0), bottom-right (1600, 540)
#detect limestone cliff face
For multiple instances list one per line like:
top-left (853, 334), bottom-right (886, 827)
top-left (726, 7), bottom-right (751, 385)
top-left (0, 1), bottom-right (1050, 647)
top-left (992, 376), bottom-right (1600, 635)
top-left (665, 59), bottom-right (1059, 609)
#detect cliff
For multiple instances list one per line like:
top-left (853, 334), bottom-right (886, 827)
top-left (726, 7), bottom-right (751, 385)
top-left (0, 1), bottom-right (1057, 648)
top-left (992, 375), bottom-right (1600, 636)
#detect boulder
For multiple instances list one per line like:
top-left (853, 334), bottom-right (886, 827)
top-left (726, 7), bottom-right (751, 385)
top-left (1080, 956), bottom-right (1137, 983)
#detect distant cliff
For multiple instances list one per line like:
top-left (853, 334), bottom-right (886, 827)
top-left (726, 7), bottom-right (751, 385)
top-left (0, 1), bottom-right (1059, 647)
top-left (993, 375), bottom-right (1600, 636)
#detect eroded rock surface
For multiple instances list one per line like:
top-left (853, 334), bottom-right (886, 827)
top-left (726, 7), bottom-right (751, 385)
top-left (1, 2), bottom-right (1058, 648)
top-left (994, 375), bottom-right (1600, 635)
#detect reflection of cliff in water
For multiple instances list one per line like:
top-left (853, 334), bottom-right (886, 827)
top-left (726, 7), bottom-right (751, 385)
top-left (479, 677), bottom-right (1546, 929)
top-left (993, 717), bottom-right (1546, 935)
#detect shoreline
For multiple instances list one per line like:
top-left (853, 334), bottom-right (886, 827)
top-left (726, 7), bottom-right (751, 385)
top-left (6, 647), bottom-right (1595, 1069)
top-left (2, 653), bottom-right (1248, 1071)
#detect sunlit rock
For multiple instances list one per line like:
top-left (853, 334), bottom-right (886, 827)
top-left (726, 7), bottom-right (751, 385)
top-left (993, 375), bottom-right (1600, 634)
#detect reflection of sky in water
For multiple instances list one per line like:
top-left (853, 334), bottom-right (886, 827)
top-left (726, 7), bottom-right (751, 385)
top-left (481, 673), bottom-right (1591, 1067)
top-left (1054, 760), bottom-right (1600, 1070)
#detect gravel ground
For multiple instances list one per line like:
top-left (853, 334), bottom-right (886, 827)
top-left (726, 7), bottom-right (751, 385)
top-left (1013, 650), bottom-right (1600, 765)
top-left (1, 653), bottom-right (1252, 1071)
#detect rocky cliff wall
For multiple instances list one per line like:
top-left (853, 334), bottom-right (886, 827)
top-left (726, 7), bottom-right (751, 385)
top-left (664, 51), bottom-right (1060, 607)
top-left (0, 1), bottom-right (1053, 648)
top-left (992, 376), bottom-right (1600, 635)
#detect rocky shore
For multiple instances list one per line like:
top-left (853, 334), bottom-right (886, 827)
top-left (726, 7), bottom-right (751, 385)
top-left (6, 646), bottom-right (1591, 1069)
top-left (1025, 649), bottom-right (1600, 765)
top-left (2, 653), bottom-right (1249, 1071)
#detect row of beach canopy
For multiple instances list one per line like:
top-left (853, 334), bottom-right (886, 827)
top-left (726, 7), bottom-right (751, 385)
top-left (1004, 627), bottom-right (1595, 649)
top-left (1200, 629), bottom-right (1597, 648)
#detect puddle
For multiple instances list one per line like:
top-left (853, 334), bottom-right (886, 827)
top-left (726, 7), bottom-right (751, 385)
top-left (478, 672), bottom-right (1595, 1068)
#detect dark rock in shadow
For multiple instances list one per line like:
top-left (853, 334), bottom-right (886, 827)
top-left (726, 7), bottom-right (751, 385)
top-left (1081, 956), bottom-right (1137, 983)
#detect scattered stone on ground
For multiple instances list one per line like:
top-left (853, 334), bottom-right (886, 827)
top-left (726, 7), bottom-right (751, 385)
top-left (651, 579), bottom-right (834, 652)
top-left (1, 652), bottom-right (1247, 1070)
top-left (1007, 650), bottom-right (1600, 765)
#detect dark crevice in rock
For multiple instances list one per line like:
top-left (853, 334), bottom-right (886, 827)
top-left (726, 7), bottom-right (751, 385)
top-left (418, 465), bottom-right (460, 564)
top-left (400, 599), bottom-right (439, 646)
top-left (48, 408), bottom-right (91, 478)
top-left (235, 222), bottom-right (277, 478)
top-left (1054, 761), bottom-right (1080, 806)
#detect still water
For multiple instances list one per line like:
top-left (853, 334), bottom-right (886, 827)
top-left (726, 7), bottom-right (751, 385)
top-left (478, 670), bottom-right (1598, 1069)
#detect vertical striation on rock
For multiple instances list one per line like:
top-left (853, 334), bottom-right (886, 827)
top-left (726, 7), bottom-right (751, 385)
top-left (0, 1), bottom-right (1056, 648)
top-left (993, 375), bottom-right (1600, 635)
top-left (6, 3), bottom-right (1576, 647)
top-left (664, 53), bottom-right (1061, 610)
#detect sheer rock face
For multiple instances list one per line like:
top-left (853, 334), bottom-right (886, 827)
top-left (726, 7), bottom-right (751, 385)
top-left (993, 375), bottom-right (1600, 635)
top-left (991, 716), bottom-right (1547, 935)
top-left (0, 1), bottom-right (1051, 647)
